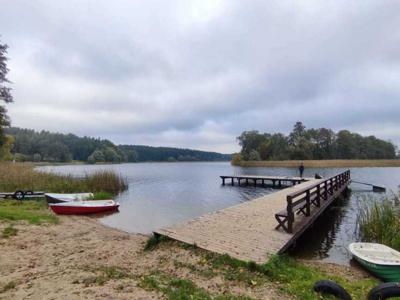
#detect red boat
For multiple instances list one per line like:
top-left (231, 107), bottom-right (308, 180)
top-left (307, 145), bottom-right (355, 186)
top-left (49, 200), bottom-right (119, 215)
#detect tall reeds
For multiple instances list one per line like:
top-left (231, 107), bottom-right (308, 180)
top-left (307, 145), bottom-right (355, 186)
top-left (357, 198), bottom-right (400, 250)
top-left (0, 162), bottom-right (127, 195)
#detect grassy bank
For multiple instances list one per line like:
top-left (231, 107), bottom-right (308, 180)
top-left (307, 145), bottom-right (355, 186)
top-left (233, 159), bottom-right (400, 168)
top-left (0, 200), bottom-right (58, 224)
top-left (0, 162), bottom-right (127, 194)
top-left (146, 237), bottom-right (378, 300)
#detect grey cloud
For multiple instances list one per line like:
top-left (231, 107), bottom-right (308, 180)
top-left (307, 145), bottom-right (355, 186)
top-left (1, 0), bottom-right (400, 152)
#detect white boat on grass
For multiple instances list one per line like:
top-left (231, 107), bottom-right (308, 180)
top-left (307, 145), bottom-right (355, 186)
top-left (45, 193), bottom-right (93, 204)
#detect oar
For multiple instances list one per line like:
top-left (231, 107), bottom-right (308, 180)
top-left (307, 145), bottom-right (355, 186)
top-left (351, 180), bottom-right (386, 192)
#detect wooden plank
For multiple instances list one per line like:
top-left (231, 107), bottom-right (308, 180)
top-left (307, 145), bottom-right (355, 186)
top-left (156, 173), bottom-right (350, 263)
top-left (155, 179), bottom-right (324, 263)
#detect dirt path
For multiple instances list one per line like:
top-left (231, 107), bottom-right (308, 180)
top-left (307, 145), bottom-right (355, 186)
top-left (0, 217), bottom-right (284, 300)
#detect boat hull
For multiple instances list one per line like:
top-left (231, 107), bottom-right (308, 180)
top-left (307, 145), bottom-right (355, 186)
top-left (45, 195), bottom-right (69, 204)
top-left (354, 256), bottom-right (400, 282)
top-left (49, 203), bottom-right (119, 215)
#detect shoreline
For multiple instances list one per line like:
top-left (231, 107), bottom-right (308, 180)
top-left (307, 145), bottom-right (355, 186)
top-left (0, 216), bottom-right (374, 299)
top-left (233, 159), bottom-right (400, 168)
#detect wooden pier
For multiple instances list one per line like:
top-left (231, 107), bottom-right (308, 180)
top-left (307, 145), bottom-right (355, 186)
top-left (220, 175), bottom-right (307, 188)
top-left (155, 170), bottom-right (351, 263)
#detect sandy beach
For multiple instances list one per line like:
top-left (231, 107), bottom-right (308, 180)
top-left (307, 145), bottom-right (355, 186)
top-left (0, 216), bottom-right (290, 300)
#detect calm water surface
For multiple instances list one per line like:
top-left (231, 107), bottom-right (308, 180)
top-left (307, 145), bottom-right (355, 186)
top-left (39, 162), bottom-right (400, 265)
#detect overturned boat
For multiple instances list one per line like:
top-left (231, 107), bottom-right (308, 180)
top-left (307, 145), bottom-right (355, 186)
top-left (45, 193), bottom-right (93, 204)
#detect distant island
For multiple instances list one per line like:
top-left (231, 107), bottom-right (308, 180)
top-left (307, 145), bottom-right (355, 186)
top-left (233, 122), bottom-right (399, 167)
top-left (5, 127), bottom-right (231, 163)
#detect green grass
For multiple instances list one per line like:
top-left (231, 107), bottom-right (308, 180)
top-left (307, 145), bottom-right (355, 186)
top-left (0, 162), bottom-right (127, 195)
top-left (144, 234), bottom-right (171, 251)
top-left (357, 199), bottom-right (400, 250)
top-left (150, 238), bottom-right (377, 299)
top-left (262, 256), bottom-right (376, 300)
top-left (77, 266), bottom-right (133, 287)
top-left (86, 192), bottom-right (114, 200)
top-left (203, 253), bottom-right (377, 300)
top-left (1, 225), bottom-right (18, 238)
top-left (139, 271), bottom-right (254, 300)
top-left (0, 200), bottom-right (58, 224)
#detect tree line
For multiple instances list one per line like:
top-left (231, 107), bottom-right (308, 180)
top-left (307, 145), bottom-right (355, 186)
top-left (236, 122), bottom-right (397, 161)
top-left (5, 127), bottom-right (231, 163)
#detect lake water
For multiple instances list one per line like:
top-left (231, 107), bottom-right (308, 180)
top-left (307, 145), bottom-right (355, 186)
top-left (39, 162), bottom-right (400, 265)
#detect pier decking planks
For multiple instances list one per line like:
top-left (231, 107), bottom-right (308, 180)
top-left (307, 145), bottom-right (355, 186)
top-left (155, 177), bottom-right (350, 263)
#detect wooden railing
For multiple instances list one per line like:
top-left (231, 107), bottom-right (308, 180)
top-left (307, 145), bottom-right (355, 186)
top-left (275, 170), bottom-right (351, 233)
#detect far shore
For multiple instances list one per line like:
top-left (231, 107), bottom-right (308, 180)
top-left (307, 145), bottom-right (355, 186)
top-left (233, 159), bottom-right (400, 168)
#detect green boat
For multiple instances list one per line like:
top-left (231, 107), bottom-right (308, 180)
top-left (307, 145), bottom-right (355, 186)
top-left (349, 242), bottom-right (400, 282)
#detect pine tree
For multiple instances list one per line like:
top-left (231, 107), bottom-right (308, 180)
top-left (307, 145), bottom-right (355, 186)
top-left (0, 40), bottom-right (13, 148)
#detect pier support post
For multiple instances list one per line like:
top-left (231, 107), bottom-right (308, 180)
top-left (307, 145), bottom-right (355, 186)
top-left (222, 178), bottom-right (225, 186)
top-left (231, 178), bottom-right (234, 186)
top-left (305, 190), bottom-right (311, 216)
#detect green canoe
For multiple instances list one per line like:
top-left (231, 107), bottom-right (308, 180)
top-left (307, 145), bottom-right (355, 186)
top-left (349, 242), bottom-right (400, 282)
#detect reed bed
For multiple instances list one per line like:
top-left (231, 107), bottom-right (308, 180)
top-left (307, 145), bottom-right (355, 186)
top-left (0, 162), bottom-right (127, 195)
top-left (234, 159), bottom-right (400, 168)
top-left (357, 199), bottom-right (400, 251)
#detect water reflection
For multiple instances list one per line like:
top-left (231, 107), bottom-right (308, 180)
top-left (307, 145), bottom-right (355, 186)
top-left (290, 192), bottom-right (351, 261)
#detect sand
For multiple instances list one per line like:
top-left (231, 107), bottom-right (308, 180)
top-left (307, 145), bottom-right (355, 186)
top-left (0, 217), bottom-right (284, 300)
top-left (0, 216), bottom-right (372, 300)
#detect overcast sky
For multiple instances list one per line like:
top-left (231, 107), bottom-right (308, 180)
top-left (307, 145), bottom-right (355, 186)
top-left (1, 1), bottom-right (399, 153)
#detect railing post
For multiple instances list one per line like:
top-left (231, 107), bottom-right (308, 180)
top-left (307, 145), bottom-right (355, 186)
top-left (287, 196), bottom-right (294, 233)
top-left (330, 178), bottom-right (333, 194)
top-left (316, 184), bottom-right (321, 207)
top-left (305, 190), bottom-right (311, 216)
top-left (324, 181), bottom-right (328, 200)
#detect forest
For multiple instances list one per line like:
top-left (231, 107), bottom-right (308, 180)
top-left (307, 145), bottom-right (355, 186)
top-left (5, 127), bottom-right (231, 163)
top-left (236, 122), bottom-right (397, 161)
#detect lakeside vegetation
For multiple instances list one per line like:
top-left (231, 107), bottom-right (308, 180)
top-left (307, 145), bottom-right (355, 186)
top-left (5, 127), bottom-right (231, 164)
top-left (0, 162), bottom-right (127, 194)
top-left (357, 195), bottom-right (400, 251)
top-left (146, 237), bottom-right (378, 300)
top-left (234, 122), bottom-right (397, 165)
top-left (234, 159), bottom-right (400, 168)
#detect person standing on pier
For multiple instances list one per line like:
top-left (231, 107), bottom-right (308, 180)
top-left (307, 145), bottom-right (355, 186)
top-left (299, 162), bottom-right (304, 178)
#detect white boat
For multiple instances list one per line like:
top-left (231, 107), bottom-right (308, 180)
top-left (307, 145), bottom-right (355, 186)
top-left (49, 200), bottom-right (119, 215)
top-left (45, 193), bottom-right (93, 203)
top-left (349, 242), bottom-right (400, 282)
